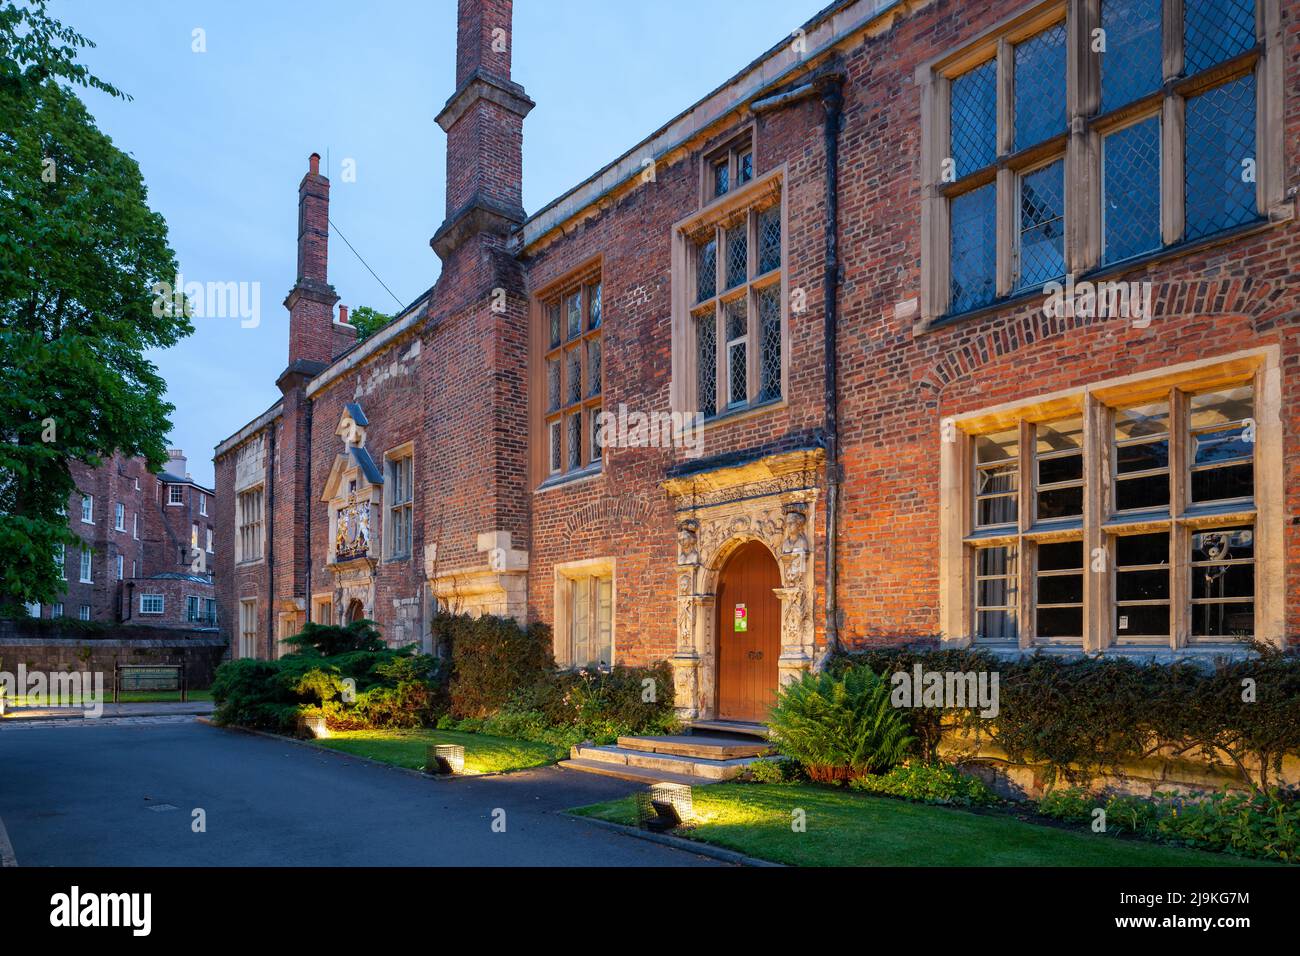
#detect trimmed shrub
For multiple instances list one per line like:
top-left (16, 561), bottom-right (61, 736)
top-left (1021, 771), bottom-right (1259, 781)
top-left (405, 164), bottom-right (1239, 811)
top-left (849, 762), bottom-right (1000, 806)
top-left (436, 612), bottom-right (554, 719)
top-left (283, 618), bottom-right (387, 656)
top-left (767, 665), bottom-right (916, 783)
top-left (742, 757), bottom-right (806, 785)
top-left (842, 644), bottom-right (1300, 791)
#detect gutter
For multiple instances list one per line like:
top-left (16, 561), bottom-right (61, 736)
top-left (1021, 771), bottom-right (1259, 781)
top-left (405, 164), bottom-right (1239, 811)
top-left (265, 424), bottom-right (276, 659)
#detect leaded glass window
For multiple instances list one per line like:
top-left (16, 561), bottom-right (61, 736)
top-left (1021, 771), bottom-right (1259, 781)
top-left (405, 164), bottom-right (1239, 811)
top-left (1185, 73), bottom-right (1258, 240)
top-left (725, 298), bottom-right (748, 407)
top-left (739, 152), bottom-right (753, 184)
top-left (949, 184), bottom-right (996, 313)
top-left (689, 199), bottom-right (784, 418)
top-left (758, 206), bottom-right (781, 275)
top-left (1017, 159), bottom-right (1066, 290)
top-left (725, 224), bottom-right (747, 289)
top-left (1103, 117), bottom-right (1162, 263)
top-left (1100, 0), bottom-right (1163, 112)
top-left (757, 286), bottom-right (781, 403)
top-left (1184, 0), bottom-right (1256, 75)
top-left (540, 276), bottom-right (602, 480)
top-left (696, 240), bottom-right (716, 303)
top-left (696, 310), bottom-right (717, 418)
top-left (949, 57), bottom-right (996, 176)
top-left (1014, 23), bottom-right (1067, 150)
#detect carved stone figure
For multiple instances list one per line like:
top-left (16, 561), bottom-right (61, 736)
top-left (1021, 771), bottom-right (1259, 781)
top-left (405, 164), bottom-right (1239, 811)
top-left (677, 518), bottom-right (700, 565)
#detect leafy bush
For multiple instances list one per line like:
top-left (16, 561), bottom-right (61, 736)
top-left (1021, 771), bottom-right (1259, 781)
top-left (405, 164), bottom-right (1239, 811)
top-left (767, 665), bottom-right (916, 783)
top-left (1036, 787), bottom-right (1300, 863)
top-left (210, 638), bottom-right (440, 733)
top-left (435, 612), bottom-right (554, 718)
top-left (742, 757), bottom-right (806, 785)
top-left (283, 619), bottom-right (386, 656)
top-left (849, 762), bottom-right (1000, 806)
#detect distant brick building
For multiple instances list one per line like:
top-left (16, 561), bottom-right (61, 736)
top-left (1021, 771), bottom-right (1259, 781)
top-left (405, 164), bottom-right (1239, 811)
top-left (29, 449), bottom-right (217, 630)
top-left (215, 0), bottom-right (1298, 723)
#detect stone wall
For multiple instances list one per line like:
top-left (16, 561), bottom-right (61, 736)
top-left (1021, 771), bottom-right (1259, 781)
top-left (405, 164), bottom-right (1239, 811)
top-left (0, 620), bottom-right (228, 689)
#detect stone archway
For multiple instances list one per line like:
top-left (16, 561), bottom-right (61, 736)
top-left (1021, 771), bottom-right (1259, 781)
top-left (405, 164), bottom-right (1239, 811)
top-left (662, 448), bottom-right (823, 722)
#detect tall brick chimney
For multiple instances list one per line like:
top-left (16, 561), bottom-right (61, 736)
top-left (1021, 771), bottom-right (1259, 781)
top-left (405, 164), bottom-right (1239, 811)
top-left (282, 152), bottom-right (340, 372)
top-left (431, 0), bottom-right (534, 262)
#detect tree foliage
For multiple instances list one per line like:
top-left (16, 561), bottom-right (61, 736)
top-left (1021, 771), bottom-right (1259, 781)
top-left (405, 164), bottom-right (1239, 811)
top-left (0, 1), bottom-right (189, 607)
top-left (349, 305), bottom-right (393, 343)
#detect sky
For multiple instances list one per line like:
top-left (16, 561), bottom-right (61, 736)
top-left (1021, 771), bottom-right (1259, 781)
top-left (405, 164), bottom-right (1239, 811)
top-left (62, 0), bottom-right (832, 487)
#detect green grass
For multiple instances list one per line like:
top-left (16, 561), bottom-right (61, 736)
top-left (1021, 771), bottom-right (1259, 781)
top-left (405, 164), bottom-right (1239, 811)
top-left (570, 783), bottom-right (1278, 867)
top-left (2, 689), bottom-right (212, 706)
top-left (312, 728), bottom-right (567, 775)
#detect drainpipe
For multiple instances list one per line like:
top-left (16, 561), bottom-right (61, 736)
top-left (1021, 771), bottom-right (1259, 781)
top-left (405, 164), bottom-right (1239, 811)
top-left (265, 425), bottom-right (276, 659)
top-left (817, 73), bottom-right (845, 659)
top-left (304, 398), bottom-right (313, 623)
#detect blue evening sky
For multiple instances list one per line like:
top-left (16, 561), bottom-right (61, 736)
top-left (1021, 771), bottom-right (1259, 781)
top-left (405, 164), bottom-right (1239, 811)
top-left (64, 0), bottom-right (829, 486)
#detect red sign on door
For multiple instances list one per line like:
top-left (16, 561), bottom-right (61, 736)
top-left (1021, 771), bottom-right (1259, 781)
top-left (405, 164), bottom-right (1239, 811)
top-left (734, 604), bottom-right (747, 632)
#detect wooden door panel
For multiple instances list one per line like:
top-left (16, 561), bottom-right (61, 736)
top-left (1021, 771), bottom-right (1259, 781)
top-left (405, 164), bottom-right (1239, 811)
top-left (715, 541), bottom-right (781, 722)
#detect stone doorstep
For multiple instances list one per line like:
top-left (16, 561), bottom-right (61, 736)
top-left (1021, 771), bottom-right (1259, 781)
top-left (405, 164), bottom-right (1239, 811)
top-left (616, 734), bottom-right (775, 760)
top-left (569, 743), bottom-right (775, 781)
top-left (557, 758), bottom-right (708, 787)
top-left (688, 719), bottom-right (770, 740)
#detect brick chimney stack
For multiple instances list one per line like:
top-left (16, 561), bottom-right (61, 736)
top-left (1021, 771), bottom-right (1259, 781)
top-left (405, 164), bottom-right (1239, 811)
top-left (282, 152), bottom-right (340, 373)
top-left (431, 0), bottom-right (534, 262)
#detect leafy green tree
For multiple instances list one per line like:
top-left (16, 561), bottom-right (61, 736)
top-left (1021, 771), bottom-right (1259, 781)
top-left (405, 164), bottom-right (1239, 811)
top-left (0, 1), bottom-right (190, 610)
top-left (349, 305), bottom-right (393, 342)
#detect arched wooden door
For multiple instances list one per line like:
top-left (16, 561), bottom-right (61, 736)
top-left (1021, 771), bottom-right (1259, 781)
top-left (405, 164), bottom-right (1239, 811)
top-left (715, 541), bottom-right (781, 722)
top-left (345, 599), bottom-right (365, 624)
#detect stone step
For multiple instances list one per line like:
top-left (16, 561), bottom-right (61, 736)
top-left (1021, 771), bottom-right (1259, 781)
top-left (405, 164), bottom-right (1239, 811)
top-left (616, 734), bottom-right (775, 760)
top-left (689, 719), bottom-right (770, 739)
top-left (570, 744), bottom-right (770, 781)
top-left (557, 758), bottom-right (705, 787)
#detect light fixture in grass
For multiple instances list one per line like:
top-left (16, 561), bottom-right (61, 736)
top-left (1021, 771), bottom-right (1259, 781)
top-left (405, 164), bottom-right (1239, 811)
top-left (767, 667), bottom-right (915, 783)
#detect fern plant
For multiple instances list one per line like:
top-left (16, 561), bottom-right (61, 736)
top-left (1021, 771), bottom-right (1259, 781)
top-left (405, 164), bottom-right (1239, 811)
top-left (767, 667), bottom-right (916, 783)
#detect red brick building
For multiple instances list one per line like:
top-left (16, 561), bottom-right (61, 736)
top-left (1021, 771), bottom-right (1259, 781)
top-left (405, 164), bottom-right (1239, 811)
top-left (215, 0), bottom-right (1297, 723)
top-left (30, 449), bottom-right (217, 629)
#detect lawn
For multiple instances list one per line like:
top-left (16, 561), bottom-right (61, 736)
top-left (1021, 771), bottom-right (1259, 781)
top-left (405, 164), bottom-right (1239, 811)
top-left (312, 728), bottom-right (566, 775)
top-left (570, 783), bottom-right (1277, 867)
top-left (2, 689), bottom-right (213, 705)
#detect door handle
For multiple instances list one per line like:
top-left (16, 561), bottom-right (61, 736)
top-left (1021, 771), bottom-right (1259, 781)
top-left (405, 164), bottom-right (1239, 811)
top-left (747, 650), bottom-right (763, 661)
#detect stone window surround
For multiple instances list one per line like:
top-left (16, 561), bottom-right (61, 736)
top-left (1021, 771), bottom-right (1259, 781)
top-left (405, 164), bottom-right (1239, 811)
top-left (671, 164), bottom-right (789, 422)
top-left (311, 593), bottom-right (335, 626)
top-left (382, 441), bottom-right (415, 563)
top-left (915, 0), bottom-right (1288, 328)
top-left (551, 556), bottom-right (616, 670)
top-left (235, 484), bottom-right (265, 566)
top-left (529, 257), bottom-right (604, 489)
top-left (939, 346), bottom-right (1284, 653)
top-left (663, 447), bottom-right (823, 721)
top-left (700, 126), bottom-right (756, 205)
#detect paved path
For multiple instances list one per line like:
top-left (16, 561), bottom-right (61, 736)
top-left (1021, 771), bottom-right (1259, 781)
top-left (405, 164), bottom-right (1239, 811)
top-left (0, 717), bottom-right (721, 866)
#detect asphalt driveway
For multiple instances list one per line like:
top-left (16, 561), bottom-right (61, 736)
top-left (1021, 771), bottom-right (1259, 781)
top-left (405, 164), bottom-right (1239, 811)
top-left (0, 716), bottom-right (722, 867)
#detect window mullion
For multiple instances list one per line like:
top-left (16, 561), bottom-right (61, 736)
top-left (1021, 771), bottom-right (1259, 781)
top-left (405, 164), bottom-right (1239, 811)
top-left (1082, 394), bottom-right (1107, 653)
top-left (1169, 388), bottom-right (1190, 649)
top-left (1017, 419), bottom-right (1033, 648)
top-left (1161, 94), bottom-right (1185, 245)
top-left (995, 38), bottom-right (1015, 297)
